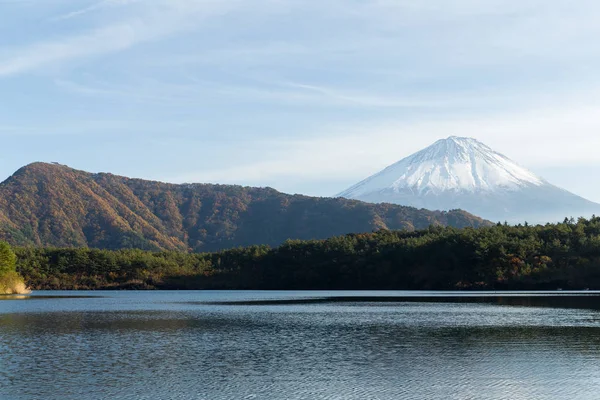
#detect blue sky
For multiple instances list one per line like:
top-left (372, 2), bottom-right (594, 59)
top-left (2, 0), bottom-right (600, 201)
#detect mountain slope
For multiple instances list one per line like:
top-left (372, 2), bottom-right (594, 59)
top-left (338, 136), bottom-right (600, 223)
top-left (0, 163), bottom-right (490, 251)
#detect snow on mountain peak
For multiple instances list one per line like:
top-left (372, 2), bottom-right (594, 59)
top-left (339, 136), bottom-right (545, 198)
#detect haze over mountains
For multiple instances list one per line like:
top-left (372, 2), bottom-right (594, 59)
top-left (338, 137), bottom-right (600, 223)
top-left (0, 137), bottom-right (591, 253)
top-left (0, 163), bottom-right (488, 252)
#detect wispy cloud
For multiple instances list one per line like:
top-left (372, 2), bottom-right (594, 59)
top-left (52, 0), bottom-right (143, 21)
top-left (55, 76), bottom-right (450, 109)
top-left (55, 73), bottom-right (533, 111)
top-left (0, 23), bottom-right (147, 76)
top-left (0, 0), bottom-right (244, 77)
top-left (271, 82), bottom-right (452, 108)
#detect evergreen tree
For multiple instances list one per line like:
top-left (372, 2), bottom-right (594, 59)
top-left (0, 241), bottom-right (16, 275)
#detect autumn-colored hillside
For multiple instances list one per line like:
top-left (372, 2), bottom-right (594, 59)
top-left (0, 163), bottom-right (491, 251)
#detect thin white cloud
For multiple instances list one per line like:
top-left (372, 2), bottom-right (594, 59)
top-left (273, 82), bottom-right (452, 108)
top-left (0, 22), bottom-right (146, 76)
top-left (56, 76), bottom-right (459, 109)
top-left (52, 0), bottom-right (143, 21)
top-left (0, 0), bottom-right (243, 77)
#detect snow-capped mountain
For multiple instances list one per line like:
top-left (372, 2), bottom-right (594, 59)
top-left (337, 136), bottom-right (600, 223)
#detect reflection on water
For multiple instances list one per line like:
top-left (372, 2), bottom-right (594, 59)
top-left (0, 295), bottom-right (29, 300)
top-left (201, 293), bottom-right (600, 310)
top-left (1, 291), bottom-right (600, 400)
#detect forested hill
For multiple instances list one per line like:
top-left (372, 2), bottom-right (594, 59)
top-left (0, 163), bottom-right (490, 252)
top-left (15, 217), bottom-right (600, 290)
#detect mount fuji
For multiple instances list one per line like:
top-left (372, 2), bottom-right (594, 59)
top-left (337, 136), bottom-right (600, 223)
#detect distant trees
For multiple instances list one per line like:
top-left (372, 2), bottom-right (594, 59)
top-left (13, 217), bottom-right (600, 291)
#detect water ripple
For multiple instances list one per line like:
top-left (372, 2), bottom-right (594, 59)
top-left (1, 292), bottom-right (600, 399)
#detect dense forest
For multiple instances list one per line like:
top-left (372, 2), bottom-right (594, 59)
top-left (14, 217), bottom-right (600, 290)
top-left (0, 162), bottom-right (489, 251)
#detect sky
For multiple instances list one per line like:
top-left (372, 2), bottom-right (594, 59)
top-left (2, 1), bottom-right (600, 201)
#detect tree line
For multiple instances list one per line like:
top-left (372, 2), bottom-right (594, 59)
top-left (13, 217), bottom-right (600, 290)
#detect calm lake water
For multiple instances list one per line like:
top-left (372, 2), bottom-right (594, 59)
top-left (1, 291), bottom-right (600, 400)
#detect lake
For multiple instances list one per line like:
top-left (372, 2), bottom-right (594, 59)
top-left (1, 291), bottom-right (600, 399)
